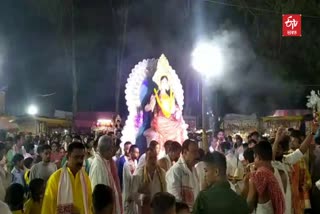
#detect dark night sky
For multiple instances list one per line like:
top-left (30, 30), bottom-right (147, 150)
top-left (0, 0), bottom-right (318, 117)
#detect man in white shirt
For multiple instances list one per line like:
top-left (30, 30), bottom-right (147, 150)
top-left (123, 145), bottom-right (140, 213)
top-left (137, 140), bottom-right (160, 169)
top-left (118, 141), bottom-right (132, 189)
top-left (29, 144), bottom-right (57, 182)
top-left (129, 148), bottom-right (167, 214)
top-left (90, 135), bottom-right (123, 214)
top-left (158, 141), bottom-right (181, 171)
top-left (166, 139), bottom-right (200, 211)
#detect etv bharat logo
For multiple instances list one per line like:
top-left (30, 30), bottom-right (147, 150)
top-left (282, 14), bottom-right (302, 37)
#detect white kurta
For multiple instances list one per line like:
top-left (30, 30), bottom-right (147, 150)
top-left (132, 166), bottom-right (166, 199)
top-left (166, 157), bottom-right (199, 211)
top-left (123, 160), bottom-right (137, 214)
top-left (128, 166), bottom-right (166, 214)
top-left (89, 154), bottom-right (122, 214)
top-left (137, 153), bottom-right (161, 170)
top-left (226, 152), bottom-right (244, 179)
top-left (195, 161), bottom-right (206, 191)
top-left (137, 153), bottom-right (146, 169)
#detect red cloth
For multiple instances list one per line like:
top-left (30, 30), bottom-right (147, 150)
top-left (151, 111), bottom-right (186, 146)
top-left (110, 159), bottom-right (123, 214)
top-left (251, 167), bottom-right (285, 214)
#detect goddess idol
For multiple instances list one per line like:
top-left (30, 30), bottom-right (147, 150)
top-left (121, 54), bottom-right (188, 153)
top-left (143, 55), bottom-right (188, 149)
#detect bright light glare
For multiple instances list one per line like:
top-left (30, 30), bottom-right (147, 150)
top-left (97, 119), bottom-right (112, 126)
top-left (192, 42), bottom-right (223, 78)
top-left (27, 105), bottom-right (38, 115)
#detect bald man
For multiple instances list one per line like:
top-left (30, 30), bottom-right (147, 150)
top-left (89, 135), bottom-right (123, 214)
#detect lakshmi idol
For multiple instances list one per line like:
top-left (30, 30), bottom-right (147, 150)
top-left (143, 55), bottom-right (187, 151)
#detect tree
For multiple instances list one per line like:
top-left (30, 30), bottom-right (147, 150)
top-left (29, 0), bottom-right (133, 115)
top-left (113, 0), bottom-right (130, 113)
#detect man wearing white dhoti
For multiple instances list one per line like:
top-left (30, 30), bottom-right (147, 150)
top-left (166, 139), bottom-right (200, 211)
top-left (129, 148), bottom-right (166, 214)
top-left (89, 135), bottom-right (123, 214)
top-left (122, 145), bottom-right (139, 214)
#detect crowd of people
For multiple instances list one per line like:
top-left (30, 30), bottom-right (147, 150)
top-left (0, 124), bottom-right (319, 214)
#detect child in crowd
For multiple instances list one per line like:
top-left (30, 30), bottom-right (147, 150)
top-left (24, 178), bottom-right (45, 214)
top-left (176, 202), bottom-right (190, 214)
top-left (92, 184), bottom-right (114, 214)
top-left (11, 154), bottom-right (25, 186)
top-left (5, 183), bottom-right (25, 214)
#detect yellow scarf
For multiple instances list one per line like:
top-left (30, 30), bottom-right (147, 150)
top-left (24, 170), bottom-right (30, 185)
top-left (154, 88), bottom-right (174, 118)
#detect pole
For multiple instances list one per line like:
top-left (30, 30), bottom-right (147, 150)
top-left (201, 80), bottom-right (208, 153)
top-left (71, 0), bottom-right (78, 131)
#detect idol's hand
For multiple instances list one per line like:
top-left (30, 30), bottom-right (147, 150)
top-left (150, 95), bottom-right (156, 107)
top-left (145, 95), bottom-right (156, 112)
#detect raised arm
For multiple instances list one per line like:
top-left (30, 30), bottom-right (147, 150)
top-left (272, 127), bottom-right (285, 160)
top-left (283, 125), bottom-right (318, 165)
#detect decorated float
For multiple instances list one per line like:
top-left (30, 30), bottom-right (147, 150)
top-left (90, 114), bottom-right (122, 134)
top-left (121, 54), bottom-right (188, 152)
top-left (262, 109), bottom-right (312, 137)
top-left (221, 113), bottom-right (259, 139)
